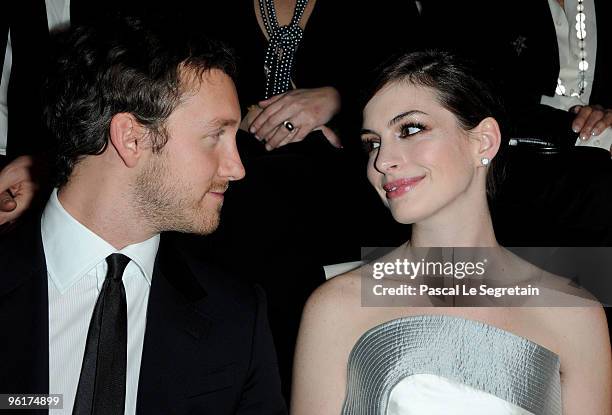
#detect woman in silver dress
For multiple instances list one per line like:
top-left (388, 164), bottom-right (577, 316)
top-left (291, 51), bottom-right (612, 414)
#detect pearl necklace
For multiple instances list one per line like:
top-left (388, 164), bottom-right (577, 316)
top-left (259, 0), bottom-right (309, 99)
top-left (555, 0), bottom-right (588, 97)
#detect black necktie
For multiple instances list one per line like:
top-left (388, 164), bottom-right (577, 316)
top-left (73, 254), bottom-right (130, 415)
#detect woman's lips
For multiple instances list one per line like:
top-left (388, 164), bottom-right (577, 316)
top-left (383, 176), bottom-right (425, 199)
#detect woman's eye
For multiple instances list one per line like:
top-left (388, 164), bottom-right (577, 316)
top-left (399, 123), bottom-right (425, 138)
top-left (362, 139), bottom-right (380, 153)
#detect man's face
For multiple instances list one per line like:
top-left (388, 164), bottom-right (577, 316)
top-left (134, 68), bottom-right (245, 235)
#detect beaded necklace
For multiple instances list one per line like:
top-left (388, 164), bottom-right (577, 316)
top-left (258, 0), bottom-right (309, 99)
top-left (555, 0), bottom-right (588, 97)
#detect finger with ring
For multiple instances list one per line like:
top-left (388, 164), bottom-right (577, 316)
top-left (283, 120), bottom-right (295, 132)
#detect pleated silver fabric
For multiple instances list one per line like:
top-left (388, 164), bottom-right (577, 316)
top-left (341, 315), bottom-right (561, 415)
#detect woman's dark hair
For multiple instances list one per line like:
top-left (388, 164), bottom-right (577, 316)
top-left (365, 50), bottom-right (507, 197)
top-left (43, 16), bottom-right (237, 186)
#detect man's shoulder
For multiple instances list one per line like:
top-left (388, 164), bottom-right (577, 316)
top-left (158, 233), bottom-right (264, 314)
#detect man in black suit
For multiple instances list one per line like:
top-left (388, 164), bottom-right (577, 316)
top-left (0, 17), bottom-right (286, 415)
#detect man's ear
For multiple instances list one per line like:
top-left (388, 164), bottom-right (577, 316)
top-left (470, 117), bottom-right (502, 166)
top-left (108, 113), bottom-right (147, 168)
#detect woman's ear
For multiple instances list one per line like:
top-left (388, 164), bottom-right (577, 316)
top-left (108, 113), bottom-right (147, 168)
top-left (470, 117), bottom-right (501, 166)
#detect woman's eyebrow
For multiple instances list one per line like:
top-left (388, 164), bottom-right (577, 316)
top-left (360, 128), bottom-right (378, 137)
top-left (360, 110), bottom-right (429, 136)
top-left (388, 110), bottom-right (428, 128)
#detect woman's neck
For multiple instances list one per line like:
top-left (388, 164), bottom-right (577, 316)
top-left (410, 189), bottom-right (498, 248)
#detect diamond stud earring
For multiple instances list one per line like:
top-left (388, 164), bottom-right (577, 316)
top-left (481, 157), bottom-right (490, 166)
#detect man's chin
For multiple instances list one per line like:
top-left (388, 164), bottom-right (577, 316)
top-left (192, 212), bottom-right (221, 235)
top-left (165, 211), bottom-right (221, 235)
top-left (195, 223), bottom-right (220, 236)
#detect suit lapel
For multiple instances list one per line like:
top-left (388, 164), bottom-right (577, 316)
top-left (0, 214), bottom-right (49, 407)
top-left (136, 236), bottom-right (211, 413)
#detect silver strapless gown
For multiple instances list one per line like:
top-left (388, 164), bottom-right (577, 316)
top-left (341, 315), bottom-right (561, 415)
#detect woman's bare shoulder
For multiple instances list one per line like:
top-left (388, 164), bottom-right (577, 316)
top-left (300, 266), bottom-right (401, 352)
top-left (536, 306), bottom-right (608, 338)
top-left (304, 268), bottom-right (365, 322)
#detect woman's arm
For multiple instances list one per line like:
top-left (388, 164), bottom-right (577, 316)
top-left (559, 307), bottom-right (612, 414)
top-left (290, 279), bottom-right (355, 415)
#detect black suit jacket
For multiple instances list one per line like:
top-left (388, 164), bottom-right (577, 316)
top-left (0, 214), bottom-right (287, 414)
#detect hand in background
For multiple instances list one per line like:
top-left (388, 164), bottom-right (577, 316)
top-left (249, 86), bottom-right (342, 150)
top-left (0, 155), bottom-right (39, 225)
top-left (571, 105), bottom-right (612, 141)
top-left (240, 105), bottom-right (263, 133)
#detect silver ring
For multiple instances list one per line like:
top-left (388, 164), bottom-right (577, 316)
top-left (283, 120), bottom-right (295, 132)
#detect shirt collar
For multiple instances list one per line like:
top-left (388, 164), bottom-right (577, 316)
top-left (41, 189), bottom-right (160, 293)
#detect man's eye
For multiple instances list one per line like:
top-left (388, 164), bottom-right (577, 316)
top-left (209, 130), bottom-right (225, 139)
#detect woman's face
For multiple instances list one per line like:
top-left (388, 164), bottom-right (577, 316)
top-left (362, 82), bottom-right (478, 224)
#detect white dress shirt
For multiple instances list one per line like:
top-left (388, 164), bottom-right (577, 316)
top-left (0, 0), bottom-right (70, 155)
top-left (541, 0), bottom-right (612, 151)
top-left (41, 188), bottom-right (160, 415)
